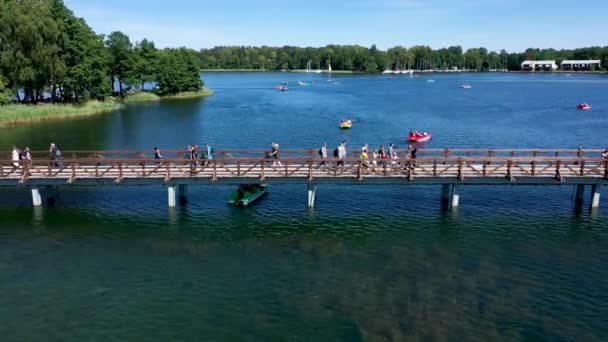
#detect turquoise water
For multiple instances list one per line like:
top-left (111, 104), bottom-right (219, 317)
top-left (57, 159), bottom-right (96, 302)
top-left (1, 72), bottom-right (607, 340)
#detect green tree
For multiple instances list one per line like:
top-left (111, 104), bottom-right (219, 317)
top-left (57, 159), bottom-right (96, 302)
top-left (0, 0), bottom-right (63, 101)
top-left (132, 39), bottom-right (157, 90)
top-left (51, 0), bottom-right (109, 101)
top-left (155, 48), bottom-right (203, 95)
top-left (0, 74), bottom-right (12, 104)
top-left (105, 31), bottom-right (134, 96)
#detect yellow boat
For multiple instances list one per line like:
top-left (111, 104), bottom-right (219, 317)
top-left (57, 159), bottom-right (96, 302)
top-left (340, 120), bottom-right (352, 129)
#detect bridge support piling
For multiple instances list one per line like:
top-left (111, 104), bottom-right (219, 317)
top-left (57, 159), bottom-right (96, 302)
top-left (441, 184), bottom-right (451, 209)
top-left (178, 184), bottom-right (188, 205)
top-left (31, 187), bottom-right (42, 206)
top-left (575, 184), bottom-right (585, 209)
top-left (590, 184), bottom-right (600, 208)
top-left (45, 185), bottom-right (58, 206)
top-left (307, 184), bottom-right (316, 208)
top-left (452, 184), bottom-right (460, 208)
top-left (167, 185), bottom-right (176, 207)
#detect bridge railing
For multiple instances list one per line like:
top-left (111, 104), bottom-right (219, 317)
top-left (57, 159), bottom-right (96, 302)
top-left (1, 149), bottom-right (607, 183)
top-left (3, 148), bottom-right (606, 161)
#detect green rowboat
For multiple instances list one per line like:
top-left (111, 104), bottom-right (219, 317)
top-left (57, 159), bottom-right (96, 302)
top-left (228, 184), bottom-right (269, 206)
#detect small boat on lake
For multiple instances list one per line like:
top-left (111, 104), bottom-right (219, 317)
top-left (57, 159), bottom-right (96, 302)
top-left (298, 81), bottom-right (310, 86)
top-left (461, 84), bottom-right (472, 89)
top-left (340, 120), bottom-right (352, 129)
top-left (279, 85), bottom-right (288, 91)
top-left (577, 103), bottom-right (591, 110)
top-left (229, 184), bottom-right (269, 206)
top-left (408, 131), bottom-right (432, 142)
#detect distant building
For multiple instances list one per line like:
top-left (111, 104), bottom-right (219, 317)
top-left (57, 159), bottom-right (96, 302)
top-left (560, 60), bottom-right (601, 71)
top-left (521, 60), bottom-right (558, 71)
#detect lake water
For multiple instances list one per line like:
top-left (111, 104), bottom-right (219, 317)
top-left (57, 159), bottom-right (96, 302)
top-left (1, 72), bottom-right (607, 340)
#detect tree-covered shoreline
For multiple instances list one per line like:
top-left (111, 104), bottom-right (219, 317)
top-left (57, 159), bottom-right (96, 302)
top-left (199, 45), bottom-right (608, 73)
top-left (0, 0), bottom-right (206, 106)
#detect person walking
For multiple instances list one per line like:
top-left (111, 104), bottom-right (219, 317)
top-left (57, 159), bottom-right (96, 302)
top-left (154, 147), bottom-right (162, 160)
top-left (189, 145), bottom-right (198, 171)
top-left (205, 143), bottom-right (213, 166)
top-left (271, 142), bottom-right (281, 166)
top-left (154, 147), bottom-right (162, 165)
top-left (49, 143), bottom-right (63, 167)
top-left (319, 143), bottom-right (327, 167)
top-left (388, 143), bottom-right (395, 160)
top-left (378, 145), bottom-right (386, 167)
top-left (338, 141), bottom-right (347, 166)
top-left (360, 148), bottom-right (369, 171)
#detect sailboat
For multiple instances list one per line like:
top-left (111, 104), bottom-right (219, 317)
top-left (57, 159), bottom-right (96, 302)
top-left (382, 62), bottom-right (394, 74)
top-left (401, 61), bottom-right (414, 75)
top-left (306, 60), bottom-right (312, 73)
top-left (314, 62), bottom-right (322, 73)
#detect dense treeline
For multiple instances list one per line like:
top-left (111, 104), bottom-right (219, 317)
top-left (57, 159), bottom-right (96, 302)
top-left (199, 45), bottom-right (608, 72)
top-left (0, 0), bottom-right (203, 104)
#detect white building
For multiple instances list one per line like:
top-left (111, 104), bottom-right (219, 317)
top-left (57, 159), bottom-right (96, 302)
top-left (521, 60), bottom-right (558, 71)
top-left (560, 60), bottom-right (601, 71)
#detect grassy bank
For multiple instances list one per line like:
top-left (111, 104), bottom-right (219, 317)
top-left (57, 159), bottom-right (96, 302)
top-left (121, 91), bottom-right (161, 103)
top-left (161, 88), bottom-right (215, 100)
top-left (121, 88), bottom-right (214, 103)
top-left (0, 101), bottom-right (123, 127)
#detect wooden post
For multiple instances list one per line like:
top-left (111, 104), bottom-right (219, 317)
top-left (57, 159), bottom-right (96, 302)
top-left (308, 159), bottom-right (313, 181)
top-left (555, 160), bottom-right (562, 181)
top-left (457, 158), bottom-right (463, 181)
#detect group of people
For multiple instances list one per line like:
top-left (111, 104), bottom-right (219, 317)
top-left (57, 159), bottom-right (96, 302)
top-left (11, 146), bottom-right (31, 168)
top-left (159, 144), bottom-right (214, 166)
top-left (316, 142), bottom-right (417, 168)
top-left (11, 143), bottom-right (63, 169)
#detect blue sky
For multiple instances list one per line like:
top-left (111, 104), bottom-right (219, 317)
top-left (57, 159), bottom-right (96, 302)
top-left (65, 0), bottom-right (608, 52)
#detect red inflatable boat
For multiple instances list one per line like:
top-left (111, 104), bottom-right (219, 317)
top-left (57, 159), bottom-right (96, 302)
top-left (408, 132), bottom-right (432, 142)
top-left (577, 103), bottom-right (591, 110)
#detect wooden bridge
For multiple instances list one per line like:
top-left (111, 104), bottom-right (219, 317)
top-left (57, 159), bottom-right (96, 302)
top-left (2, 148), bottom-right (606, 209)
